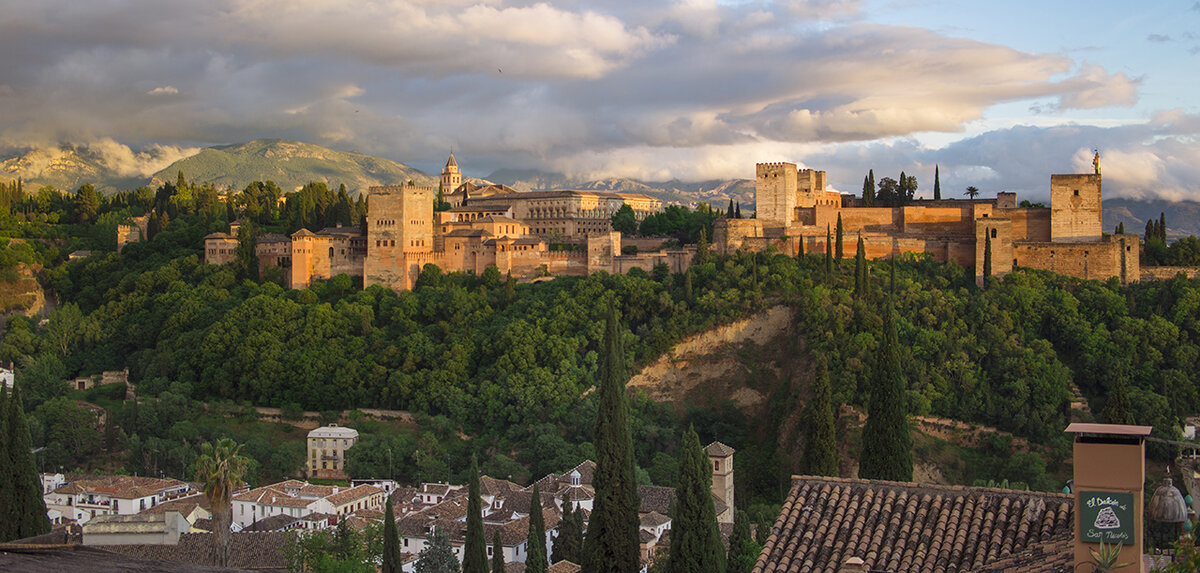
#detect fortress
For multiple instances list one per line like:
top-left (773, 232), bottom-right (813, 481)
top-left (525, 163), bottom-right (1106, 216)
top-left (205, 154), bottom-right (1137, 289)
top-left (205, 154), bottom-right (685, 289)
top-left (715, 160), bottom-right (1139, 284)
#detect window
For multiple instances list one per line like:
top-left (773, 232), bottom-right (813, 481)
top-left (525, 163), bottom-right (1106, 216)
top-left (1073, 189), bottom-right (1079, 196)
top-left (990, 229), bottom-right (997, 238)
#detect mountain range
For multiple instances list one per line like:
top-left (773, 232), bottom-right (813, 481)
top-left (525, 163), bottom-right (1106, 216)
top-left (0, 139), bottom-right (1193, 236)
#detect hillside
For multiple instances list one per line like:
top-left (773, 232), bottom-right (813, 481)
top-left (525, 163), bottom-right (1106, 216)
top-left (483, 167), bottom-right (756, 209)
top-left (1105, 197), bottom-right (1200, 239)
top-left (0, 144), bottom-right (160, 194)
top-left (150, 139), bottom-right (436, 194)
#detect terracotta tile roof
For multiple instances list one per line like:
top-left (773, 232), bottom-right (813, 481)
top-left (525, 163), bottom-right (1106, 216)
top-left (102, 531), bottom-right (293, 569)
top-left (548, 561), bottom-right (582, 573)
top-left (706, 441), bottom-right (736, 457)
top-left (479, 476), bottom-right (521, 498)
top-left (640, 511), bottom-right (670, 528)
top-left (325, 484), bottom-right (383, 507)
top-left (973, 536), bottom-right (1074, 573)
top-left (505, 562), bottom-right (526, 573)
top-left (141, 495), bottom-right (209, 516)
top-left (504, 490), bottom-right (559, 515)
top-left (751, 476), bottom-right (1074, 573)
top-left (243, 513), bottom-right (300, 532)
top-left (637, 485), bottom-right (725, 516)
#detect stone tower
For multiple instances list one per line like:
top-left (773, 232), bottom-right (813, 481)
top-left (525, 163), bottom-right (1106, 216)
top-left (441, 152), bottom-right (462, 195)
top-left (755, 162), bottom-right (798, 230)
top-left (706, 441), bottom-right (735, 519)
top-left (1050, 173), bottom-right (1102, 242)
top-left (363, 183), bottom-right (434, 291)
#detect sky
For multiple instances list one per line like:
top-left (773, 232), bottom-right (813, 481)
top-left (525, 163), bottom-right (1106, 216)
top-left (0, 0), bottom-right (1197, 201)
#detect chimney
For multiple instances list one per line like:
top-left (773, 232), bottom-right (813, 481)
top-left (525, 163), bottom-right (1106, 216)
top-left (1066, 423), bottom-right (1151, 573)
top-left (839, 557), bottom-right (866, 573)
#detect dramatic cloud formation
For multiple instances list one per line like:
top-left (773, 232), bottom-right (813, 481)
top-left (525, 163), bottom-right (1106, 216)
top-left (0, 0), bottom-right (1194, 200)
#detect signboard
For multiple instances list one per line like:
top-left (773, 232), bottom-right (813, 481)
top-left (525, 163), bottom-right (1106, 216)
top-left (1080, 490), bottom-right (1136, 545)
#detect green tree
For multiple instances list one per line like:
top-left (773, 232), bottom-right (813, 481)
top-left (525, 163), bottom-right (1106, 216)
top-left (1, 385), bottom-right (50, 542)
top-left (611, 205), bottom-right (638, 235)
top-left (862, 174), bottom-right (873, 206)
top-left (734, 202), bottom-right (741, 219)
top-left (194, 438), bottom-right (250, 567)
top-left (725, 510), bottom-right (759, 573)
top-left (582, 305), bottom-right (641, 573)
top-left (866, 170), bottom-right (875, 205)
top-left (933, 164), bottom-right (941, 200)
top-left (383, 492), bottom-right (401, 573)
top-left (415, 528), bottom-right (459, 573)
top-left (726, 199), bottom-right (734, 218)
top-left (235, 221), bottom-right (258, 280)
top-left (694, 228), bottom-right (711, 266)
top-left (526, 482), bottom-right (548, 573)
top-left (1104, 379), bottom-right (1135, 425)
top-left (853, 235), bottom-right (866, 298)
top-left (964, 186), bottom-right (980, 200)
top-left (858, 303), bottom-right (913, 481)
top-left (835, 213), bottom-right (844, 259)
top-left (802, 358), bottom-right (838, 476)
top-left (74, 183), bottom-right (100, 223)
top-left (491, 530), bottom-right (505, 573)
top-left (824, 228), bottom-right (833, 279)
top-left (463, 456), bottom-right (488, 573)
top-left (667, 425), bottom-right (724, 573)
top-left (983, 233), bottom-right (992, 284)
top-left (553, 493), bottom-right (582, 564)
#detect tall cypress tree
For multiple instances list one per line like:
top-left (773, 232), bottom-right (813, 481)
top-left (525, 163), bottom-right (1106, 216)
top-left (383, 493), bottom-right (402, 573)
top-left (866, 170), bottom-right (876, 205)
top-left (727, 199), bottom-right (735, 219)
top-left (933, 165), bottom-right (941, 200)
top-left (491, 531), bottom-right (505, 573)
top-left (1160, 213), bottom-right (1167, 240)
top-left (667, 426), bottom-right (725, 573)
top-left (553, 493), bottom-right (581, 564)
top-left (853, 235), bottom-right (866, 298)
top-left (582, 304), bottom-right (641, 573)
top-left (725, 510), bottom-right (758, 573)
top-left (694, 228), bottom-right (711, 266)
top-left (982, 233), bottom-right (992, 284)
top-left (735, 202), bottom-right (742, 219)
top-left (3, 385), bottom-right (50, 542)
top-left (862, 175), bottom-right (872, 206)
top-left (858, 302), bottom-right (913, 482)
top-left (797, 235), bottom-right (805, 259)
top-left (1104, 379), bottom-right (1135, 425)
top-left (0, 386), bottom-right (10, 542)
top-left (802, 358), bottom-right (839, 477)
top-left (824, 228), bottom-right (833, 278)
top-left (835, 213), bottom-right (844, 259)
top-left (463, 456), bottom-right (488, 573)
top-left (526, 482), bottom-right (548, 573)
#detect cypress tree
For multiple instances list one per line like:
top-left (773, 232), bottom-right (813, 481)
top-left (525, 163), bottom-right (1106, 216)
top-left (727, 198), bottom-right (735, 218)
top-left (858, 302), bottom-right (913, 482)
top-left (835, 213), bottom-right (844, 259)
top-left (684, 270), bottom-right (694, 304)
top-left (526, 482), bottom-right (548, 573)
top-left (582, 304), bottom-right (641, 573)
top-left (735, 202), bottom-right (742, 219)
top-left (982, 233), bottom-right (992, 284)
top-left (553, 492), bottom-right (582, 564)
top-left (667, 426), bottom-right (725, 573)
top-left (933, 165), bottom-right (941, 200)
top-left (0, 386), bottom-right (10, 542)
top-left (824, 228), bottom-right (833, 278)
top-left (802, 358), bottom-right (839, 477)
top-left (866, 170), bottom-right (876, 205)
top-left (853, 235), bottom-right (866, 298)
top-left (463, 456), bottom-right (488, 573)
top-left (797, 235), bottom-right (805, 259)
top-left (1160, 213), bottom-right (1167, 240)
top-left (383, 493), bottom-right (401, 573)
top-left (3, 385), bottom-right (50, 542)
top-left (694, 228), bottom-right (711, 266)
top-left (862, 175), bottom-right (872, 206)
top-left (1104, 379), bottom-right (1135, 425)
top-left (725, 510), bottom-right (757, 573)
top-left (505, 271), bottom-right (516, 305)
top-left (491, 531), bottom-right (505, 573)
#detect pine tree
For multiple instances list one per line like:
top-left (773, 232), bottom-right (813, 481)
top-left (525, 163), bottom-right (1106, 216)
top-left (491, 530), bottom-right (505, 573)
top-left (835, 213), bottom-right (844, 259)
top-left (526, 482), bottom-right (548, 573)
top-left (1104, 379), bottom-right (1135, 425)
top-left (982, 233), bottom-right (992, 284)
top-left (383, 492), bottom-right (402, 573)
top-left (582, 305), bottom-right (641, 573)
top-left (858, 302), bottom-right (913, 482)
top-left (667, 426), bottom-right (725, 573)
top-left (725, 510), bottom-right (759, 573)
top-left (802, 358), bottom-right (839, 477)
top-left (933, 164), bottom-right (941, 200)
top-left (463, 456), bottom-right (488, 573)
top-left (2, 385), bottom-right (50, 542)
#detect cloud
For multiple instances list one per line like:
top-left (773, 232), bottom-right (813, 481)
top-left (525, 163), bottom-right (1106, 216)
top-left (147, 85), bottom-right (178, 95)
top-left (1147, 34), bottom-right (1172, 43)
top-left (1055, 64), bottom-right (1139, 109)
top-left (2, 139), bottom-right (200, 181)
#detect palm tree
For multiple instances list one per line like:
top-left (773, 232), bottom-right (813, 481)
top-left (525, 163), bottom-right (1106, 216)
top-left (964, 186), bottom-right (980, 200)
top-left (195, 438), bottom-right (250, 567)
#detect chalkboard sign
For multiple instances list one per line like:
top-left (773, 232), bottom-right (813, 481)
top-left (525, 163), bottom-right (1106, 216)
top-left (1080, 490), bottom-right (1135, 545)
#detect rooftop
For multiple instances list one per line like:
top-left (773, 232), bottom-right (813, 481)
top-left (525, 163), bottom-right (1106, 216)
top-left (307, 424), bottom-right (359, 439)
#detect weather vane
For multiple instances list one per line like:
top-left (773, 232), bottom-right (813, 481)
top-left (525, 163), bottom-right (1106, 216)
top-left (1093, 149), bottom-right (1101, 175)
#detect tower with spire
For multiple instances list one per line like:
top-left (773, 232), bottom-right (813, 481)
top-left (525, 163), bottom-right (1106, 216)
top-left (441, 151), bottom-right (462, 196)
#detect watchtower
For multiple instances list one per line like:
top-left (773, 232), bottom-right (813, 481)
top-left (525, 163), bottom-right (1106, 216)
top-left (706, 441), bottom-right (735, 517)
top-left (1050, 174), bottom-right (1102, 242)
top-left (364, 184), bottom-right (434, 290)
top-left (441, 152), bottom-right (462, 195)
top-left (756, 162), bottom-right (798, 229)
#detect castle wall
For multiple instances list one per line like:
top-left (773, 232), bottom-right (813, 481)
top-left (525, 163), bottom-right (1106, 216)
top-left (1014, 234), bottom-right (1136, 283)
top-left (900, 205), bottom-right (975, 236)
top-left (1050, 174), bottom-right (1102, 242)
top-left (997, 208), bottom-right (1051, 242)
top-left (713, 219), bottom-right (763, 255)
top-left (975, 218), bottom-right (1014, 284)
top-left (587, 232), bottom-right (621, 273)
top-left (813, 205), bottom-right (899, 233)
